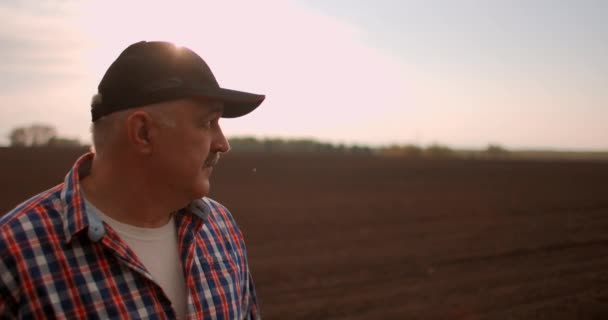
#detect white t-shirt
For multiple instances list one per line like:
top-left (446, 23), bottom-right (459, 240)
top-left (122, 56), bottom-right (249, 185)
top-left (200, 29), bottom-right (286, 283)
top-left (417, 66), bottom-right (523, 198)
top-left (84, 200), bottom-right (188, 319)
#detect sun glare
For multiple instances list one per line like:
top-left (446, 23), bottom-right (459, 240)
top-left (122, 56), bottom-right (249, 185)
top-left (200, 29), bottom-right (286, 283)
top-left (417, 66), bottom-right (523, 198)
top-left (78, 1), bottom-right (206, 76)
top-left (73, 0), bottom-right (415, 145)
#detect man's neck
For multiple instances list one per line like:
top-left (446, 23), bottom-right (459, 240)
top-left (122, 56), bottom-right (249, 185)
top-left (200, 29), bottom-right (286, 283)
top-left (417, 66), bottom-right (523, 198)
top-left (80, 155), bottom-right (183, 228)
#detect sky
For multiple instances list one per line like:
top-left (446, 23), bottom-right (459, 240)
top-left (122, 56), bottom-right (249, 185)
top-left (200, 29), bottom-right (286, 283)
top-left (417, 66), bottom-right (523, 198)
top-left (1, 0), bottom-right (606, 150)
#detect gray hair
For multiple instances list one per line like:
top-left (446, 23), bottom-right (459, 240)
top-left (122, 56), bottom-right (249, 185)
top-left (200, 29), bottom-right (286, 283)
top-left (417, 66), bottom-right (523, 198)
top-left (90, 102), bottom-right (176, 154)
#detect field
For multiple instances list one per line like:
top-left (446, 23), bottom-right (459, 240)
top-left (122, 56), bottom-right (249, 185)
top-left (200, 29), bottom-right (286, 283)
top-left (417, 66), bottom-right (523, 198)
top-left (1, 147), bottom-right (608, 319)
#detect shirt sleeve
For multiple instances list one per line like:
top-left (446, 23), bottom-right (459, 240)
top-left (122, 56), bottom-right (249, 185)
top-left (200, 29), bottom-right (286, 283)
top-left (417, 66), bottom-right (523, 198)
top-left (0, 238), bottom-right (20, 317)
top-left (245, 270), bottom-right (262, 320)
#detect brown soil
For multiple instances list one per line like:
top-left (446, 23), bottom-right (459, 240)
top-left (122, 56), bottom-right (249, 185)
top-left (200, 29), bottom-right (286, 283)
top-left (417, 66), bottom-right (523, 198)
top-left (2, 147), bottom-right (607, 319)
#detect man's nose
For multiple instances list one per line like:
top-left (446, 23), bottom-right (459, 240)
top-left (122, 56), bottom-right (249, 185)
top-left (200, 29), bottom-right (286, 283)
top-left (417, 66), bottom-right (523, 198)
top-left (214, 127), bottom-right (231, 153)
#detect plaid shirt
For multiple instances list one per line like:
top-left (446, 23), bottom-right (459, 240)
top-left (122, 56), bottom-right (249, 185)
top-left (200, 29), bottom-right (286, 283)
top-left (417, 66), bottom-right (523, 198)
top-left (0, 153), bottom-right (260, 319)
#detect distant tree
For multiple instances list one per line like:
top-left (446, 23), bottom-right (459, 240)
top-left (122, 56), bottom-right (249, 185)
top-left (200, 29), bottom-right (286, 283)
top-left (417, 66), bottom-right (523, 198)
top-left (47, 136), bottom-right (81, 146)
top-left (8, 127), bottom-right (28, 147)
top-left (424, 144), bottom-right (453, 158)
top-left (380, 144), bottom-right (423, 157)
top-left (484, 144), bottom-right (509, 159)
top-left (227, 137), bottom-right (262, 152)
top-left (8, 124), bottom-right (80, 147)
top-left (8, 124), bottom-right (57, 146)
top-left (349, 145), bottom-right (372, 155)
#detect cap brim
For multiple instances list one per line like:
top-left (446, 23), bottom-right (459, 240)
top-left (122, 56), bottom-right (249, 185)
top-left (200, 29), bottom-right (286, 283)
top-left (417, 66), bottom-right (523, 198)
top-left (192, 88), bottom-right (265, 118)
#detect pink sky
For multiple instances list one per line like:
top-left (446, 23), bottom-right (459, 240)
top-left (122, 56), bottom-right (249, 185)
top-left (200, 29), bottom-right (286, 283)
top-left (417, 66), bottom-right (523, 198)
top-left (1, 0), bottom-right (606, 150)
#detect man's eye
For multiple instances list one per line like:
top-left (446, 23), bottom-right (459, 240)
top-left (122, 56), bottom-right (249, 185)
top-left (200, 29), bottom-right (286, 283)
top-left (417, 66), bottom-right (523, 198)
top-left (202, 118), bottom-right (219, 128)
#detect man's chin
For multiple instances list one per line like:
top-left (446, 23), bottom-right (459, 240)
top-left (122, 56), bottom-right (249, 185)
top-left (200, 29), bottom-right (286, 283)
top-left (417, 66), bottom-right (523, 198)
top-left (191, 180), bottom-right (211, 200)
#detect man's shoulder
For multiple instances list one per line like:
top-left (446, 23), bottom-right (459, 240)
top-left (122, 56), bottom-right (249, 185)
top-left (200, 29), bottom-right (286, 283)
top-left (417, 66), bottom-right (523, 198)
top-left (203, 197), bottom-right (228, 212)
top-left (202, 197), bottom-right (235, 221)
top-left (199, 197), bottom-right (243, 234)
top-left (0, 184), bottom-right (65, 244)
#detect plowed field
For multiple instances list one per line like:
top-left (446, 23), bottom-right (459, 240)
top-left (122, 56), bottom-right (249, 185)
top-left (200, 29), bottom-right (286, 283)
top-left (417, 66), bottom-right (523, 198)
top-left (2, 147), bottom-right (607, 319)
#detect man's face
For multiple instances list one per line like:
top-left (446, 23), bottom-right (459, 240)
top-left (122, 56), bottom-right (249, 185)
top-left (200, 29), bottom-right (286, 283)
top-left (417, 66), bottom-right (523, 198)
top-left (149, 98), bottom-right (230, 203)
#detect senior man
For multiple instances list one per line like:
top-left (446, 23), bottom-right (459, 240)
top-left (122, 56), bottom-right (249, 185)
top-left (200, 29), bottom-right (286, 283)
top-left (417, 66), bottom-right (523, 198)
top-left (0, 41), bottom-right (264, 319)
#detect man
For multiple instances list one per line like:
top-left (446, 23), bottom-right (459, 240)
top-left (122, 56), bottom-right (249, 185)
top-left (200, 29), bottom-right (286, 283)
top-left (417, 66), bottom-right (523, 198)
top-left (0, 41), bottom-right (265, 319)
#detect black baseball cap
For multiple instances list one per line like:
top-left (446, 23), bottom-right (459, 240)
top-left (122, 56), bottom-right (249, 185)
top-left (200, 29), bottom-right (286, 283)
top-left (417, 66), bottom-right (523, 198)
top-left (91, 41), bottom-right (265, 122)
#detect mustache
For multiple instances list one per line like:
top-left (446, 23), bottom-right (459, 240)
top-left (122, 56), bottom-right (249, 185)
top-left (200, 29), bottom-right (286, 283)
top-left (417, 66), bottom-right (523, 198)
top-left (204, 153), bottom-right (221, 167)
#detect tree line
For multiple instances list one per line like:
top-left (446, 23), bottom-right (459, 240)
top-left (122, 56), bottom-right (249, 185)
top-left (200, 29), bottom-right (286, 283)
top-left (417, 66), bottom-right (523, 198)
top-left (229, 137), bottom-right (511, 159)
top-left (8, 124), bottom-right (80, 147)
top-left (6, 123), bottom-right (513, 159)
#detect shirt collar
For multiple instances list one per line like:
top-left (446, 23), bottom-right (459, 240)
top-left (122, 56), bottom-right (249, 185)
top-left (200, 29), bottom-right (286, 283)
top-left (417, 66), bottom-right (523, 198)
top-left (185, 198), bottom-right (211, 221)
top-left (61, 152), bottom-right (211, 243)
top-left (61, 152), bottom-right (96, 243)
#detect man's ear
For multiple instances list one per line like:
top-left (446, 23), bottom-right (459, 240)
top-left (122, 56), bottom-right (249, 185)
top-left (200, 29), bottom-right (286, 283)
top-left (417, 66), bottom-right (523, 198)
top-left (126, 110), bottom-right (156, 154)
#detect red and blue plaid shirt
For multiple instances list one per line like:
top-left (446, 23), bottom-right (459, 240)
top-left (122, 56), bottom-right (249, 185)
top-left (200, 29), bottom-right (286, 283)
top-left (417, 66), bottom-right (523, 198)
top-left (0, 153), bottom-right (260, 319)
